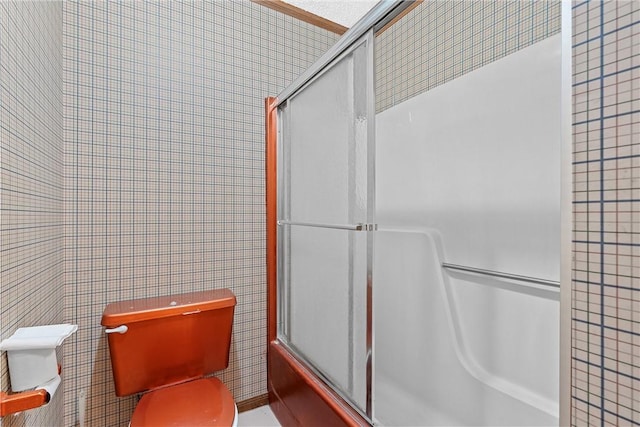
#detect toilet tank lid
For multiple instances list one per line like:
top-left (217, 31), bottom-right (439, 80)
top-left (101, 289), bottom-right (236, 327)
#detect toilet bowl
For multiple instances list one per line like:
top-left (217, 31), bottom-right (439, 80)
top-left (101, 289), bottom-right (237, 426)
top-left (130, 378), bottom-right (238, 426)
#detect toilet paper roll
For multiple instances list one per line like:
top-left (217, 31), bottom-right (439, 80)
top-left (39, 375), bottom-right (61, 404)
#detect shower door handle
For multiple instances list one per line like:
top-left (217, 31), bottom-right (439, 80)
top-left (277, 220), bottom-right (377, 231)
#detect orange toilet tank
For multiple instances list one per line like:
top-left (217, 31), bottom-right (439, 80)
top-left (101, 289), bottom-right (236, 397)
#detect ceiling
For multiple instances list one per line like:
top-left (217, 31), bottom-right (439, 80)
top-left (282, 0), bottom-right (379, 28)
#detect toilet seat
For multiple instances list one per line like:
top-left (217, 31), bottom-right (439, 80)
top-left (130, 377), bottom-right (236, 426)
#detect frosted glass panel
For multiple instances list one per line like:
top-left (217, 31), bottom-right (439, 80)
top-left (278, 33), bottom-right (373, 414)
top-left (284, 39), bottom-right (371, 225)
top-left (283, 226), bottom-right (368, 408)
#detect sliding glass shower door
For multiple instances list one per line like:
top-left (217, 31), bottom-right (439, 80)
top-left (277, 31), bottom-right (374, 416)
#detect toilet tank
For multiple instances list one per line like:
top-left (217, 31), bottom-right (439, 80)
top-left (101, 289), bottom-right (236, 397)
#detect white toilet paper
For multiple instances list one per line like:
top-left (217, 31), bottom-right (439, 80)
top-left (39, 375), bottom-right (61, 403)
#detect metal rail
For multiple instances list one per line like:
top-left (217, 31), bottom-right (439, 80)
top-left (441, 262), bottom-right (560, 289)
top-left (277, 220), bottom-right (377, 231)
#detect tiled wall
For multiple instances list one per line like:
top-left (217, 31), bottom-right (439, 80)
top-left (375, 0), bottom-right (561, 112)
top-left (8, 0), bottom-right (638, 426)
top-left (0, 2), bottom-right (65, 427)
top-left (62, 1), bottom-right (338, 426)
top-left (571, 1), bottom-right (640, 425)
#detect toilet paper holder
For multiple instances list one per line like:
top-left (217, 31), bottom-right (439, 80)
top-left (0, 324), bottom-right (77, 416)
top-left (0, 364), bottom-right (61, 416)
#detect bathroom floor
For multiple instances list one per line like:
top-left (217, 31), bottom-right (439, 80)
top-left (237, 405), bottom-right (281, 426)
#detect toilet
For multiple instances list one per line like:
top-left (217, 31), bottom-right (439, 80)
top-left (101, 289), bottom-right (238, 426)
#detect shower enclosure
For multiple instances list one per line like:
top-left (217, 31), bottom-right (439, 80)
top-left (266, 1), bottom-right (572, 425)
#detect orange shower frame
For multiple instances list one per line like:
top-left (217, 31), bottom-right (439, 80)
top-left (265, 97), bottom-right (368, 426)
